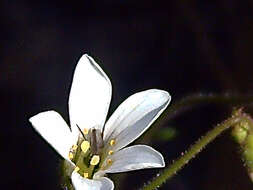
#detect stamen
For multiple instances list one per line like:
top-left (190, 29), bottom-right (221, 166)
top-left (68, 152), bottom-right (74, 160)
top-left (83, 172), bottom-right (89, 178)
top-left (74, 167), bottom-right (80, 172)
top-left (107, 159), bottom-right (112, 165)
top-left (83, 128), bottom-right (89, 135)
top-left (109, 139), bottom-right (116, 146)
top-left (90, 155), bottom-right (100, 166)
top-left (81, 141), bottom-right (90, 153)
top-left (108, 150), bottom-right (114, 155)
top-left (72, 144), bottom-right (78, 151)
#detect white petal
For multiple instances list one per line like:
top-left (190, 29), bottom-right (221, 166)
top-left (71, 171), bottom-right (114, 190)
top-left (100, 145), bottom-right (165, 173)
top-left (103, 89), bottom-right (171, 151)
top-left (69, 54), bottom-right (112, 137)
top-left (29, 111), bottom-right (74, 161)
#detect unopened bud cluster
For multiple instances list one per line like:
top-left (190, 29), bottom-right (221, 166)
top-left (231, 116), bottom-right (253, 180)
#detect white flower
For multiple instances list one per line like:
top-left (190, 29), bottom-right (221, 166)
top-left (29, 54), bottom-right (171, 190)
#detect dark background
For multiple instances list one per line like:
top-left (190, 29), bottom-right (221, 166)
top-left (1, 0), bottom-right (253, 189)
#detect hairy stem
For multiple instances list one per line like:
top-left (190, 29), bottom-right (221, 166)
top-left (141, 110), bottom-right (252, 190)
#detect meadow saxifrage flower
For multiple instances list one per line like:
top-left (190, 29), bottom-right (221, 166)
top-left (29, 54), bottom-right (171, 190)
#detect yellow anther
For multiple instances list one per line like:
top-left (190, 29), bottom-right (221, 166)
top-left (68, 152), bottom-right (74, 160)
top-left (108, 150), bottom-right (114, 155)
top-left (83, 172), bottom-right (89, 178)
top-left (74, 167), bottom-right (80, 172)
top-left (83, 128), bottom-right (89, 135)
top-left (107, 159), bottom-right (112, 165)
top-left (109, 139), bottom-right (116, 146)
top-left (72, 144), bottom-right (78, 150)
top-left (81, 141), bottom-right (90, 153)
top-left (90, 155), bottom-right (100, 166)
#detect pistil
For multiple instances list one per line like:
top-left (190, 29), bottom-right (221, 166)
top-left (89, 128), bottom-right (104, 155)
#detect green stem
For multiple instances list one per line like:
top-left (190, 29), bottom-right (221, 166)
top-left (141, 111), bottom-right (251, 190)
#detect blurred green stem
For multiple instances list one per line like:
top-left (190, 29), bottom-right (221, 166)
top-left (141, 109), bottom-right (252, 190)
top-left (140, 93), bottom-right (253, 143)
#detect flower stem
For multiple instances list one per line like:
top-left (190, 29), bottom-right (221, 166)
top-left (141, 110), bottom-right (251, 190)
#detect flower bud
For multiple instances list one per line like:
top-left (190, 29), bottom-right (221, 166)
top-left (231, 121), bottom-right (249, 144)
top-left (243, 134), bottom-right (253, 169)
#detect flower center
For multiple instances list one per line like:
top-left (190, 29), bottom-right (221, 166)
top-left (68, 128), bottom-right (104, 179)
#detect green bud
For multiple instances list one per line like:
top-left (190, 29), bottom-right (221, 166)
top-left (243, 149), bottom-right (253, 168)
top-left (231, 124), bottom-right (249, 144)
top-left (154, 127), bottom-right (177, 141)
top-left (243, 134), bottom-right (253, 169)
top-left (246, 134), bottom-right (253, 150)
